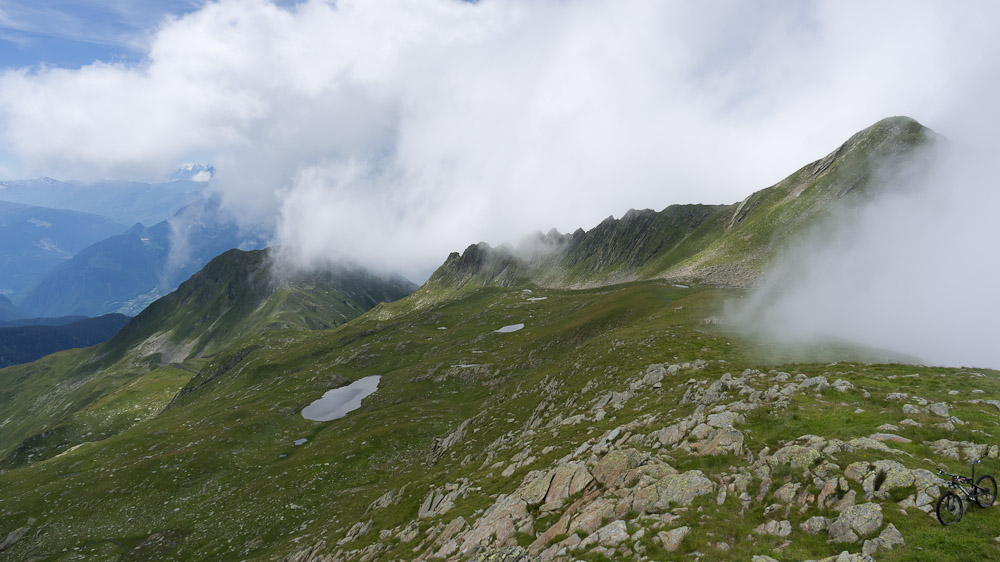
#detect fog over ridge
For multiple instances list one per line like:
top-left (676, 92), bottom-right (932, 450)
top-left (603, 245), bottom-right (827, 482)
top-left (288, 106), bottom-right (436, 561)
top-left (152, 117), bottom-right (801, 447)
top-left (728, 139), bottom-right (1000, 370)
top-left (2, 0), bottom-right (999, 281)
top-left (1, 1), bottom-right (999, 366)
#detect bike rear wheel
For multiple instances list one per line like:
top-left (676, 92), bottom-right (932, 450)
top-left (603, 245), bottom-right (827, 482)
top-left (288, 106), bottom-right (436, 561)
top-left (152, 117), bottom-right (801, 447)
top-left (975, 475), bottom-right (997, 508)
top-left (937, 491), bottom-right (964, 525)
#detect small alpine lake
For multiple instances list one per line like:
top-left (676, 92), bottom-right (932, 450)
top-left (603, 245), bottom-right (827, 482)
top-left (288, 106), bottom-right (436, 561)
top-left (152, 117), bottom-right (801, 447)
top-left (301, 375), bottom-right (381, 421)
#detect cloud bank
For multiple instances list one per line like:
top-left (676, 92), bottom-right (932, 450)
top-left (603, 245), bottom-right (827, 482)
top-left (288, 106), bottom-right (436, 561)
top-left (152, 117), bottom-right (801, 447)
top-left (3, 0), bottom-right (999, 281)
top-left (729, 140), bottom-right (1000, 369)
top-left (1, 0), bottom-right (999, 370)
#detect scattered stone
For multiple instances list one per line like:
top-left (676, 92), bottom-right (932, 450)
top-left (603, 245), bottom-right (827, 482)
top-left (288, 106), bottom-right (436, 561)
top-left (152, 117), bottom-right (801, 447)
top-left (800, 375), bottom-right (831, 391)
top-left (832, 379), bottom-right (855, 392)
top-left (768, 444), bottom-right (821, 470)
top-left (692, 426), bottom-right (745, 456)
top-left (774, 482), bottom-right (801, 503)
top-left (869, 433), bottom-right (911, 444)
top-left (801, 516), bottom-right (831, 534)
top-left (754, 520), bottom-right (792, 537)
top-left (592, 520), bottom-right (629, 547)
top-left (929, 402), bottom-right (951, 417)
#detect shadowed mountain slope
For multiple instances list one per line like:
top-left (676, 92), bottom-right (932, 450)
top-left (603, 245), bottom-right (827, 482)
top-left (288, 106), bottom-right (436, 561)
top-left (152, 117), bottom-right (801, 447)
top-left (0, 314), bottom-right (130, 368)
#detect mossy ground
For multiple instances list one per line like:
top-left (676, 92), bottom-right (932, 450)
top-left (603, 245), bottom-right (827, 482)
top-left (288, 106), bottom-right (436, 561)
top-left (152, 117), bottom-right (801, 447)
top-left (0, 281), bottom-right (997, 561)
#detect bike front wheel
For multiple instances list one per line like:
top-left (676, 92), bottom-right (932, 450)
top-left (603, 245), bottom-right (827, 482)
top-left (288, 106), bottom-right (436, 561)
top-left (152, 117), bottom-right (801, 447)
top-left (937, 491), bottom-right (964, 525)
top-left (975, 475), bottom-right (997, 508)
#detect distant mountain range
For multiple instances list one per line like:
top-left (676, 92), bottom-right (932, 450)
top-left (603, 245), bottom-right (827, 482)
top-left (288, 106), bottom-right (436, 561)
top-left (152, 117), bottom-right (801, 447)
top-left (0, 295), bottom-right (26, 322)
top-left (0, 170), bottom-right (227, 318)
top-left (0, 314), bottom-right (130, 368)
top-left (0, 200), bottom-right (128, 297)
top-left (16, 198), bottom-right (269, 318)
top-left (0, 173), bottom-right (208, 226)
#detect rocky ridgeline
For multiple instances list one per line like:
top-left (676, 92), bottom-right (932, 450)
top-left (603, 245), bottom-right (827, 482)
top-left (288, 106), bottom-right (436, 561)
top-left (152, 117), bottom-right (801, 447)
top-left (281, 363), bottom-right (999, 562)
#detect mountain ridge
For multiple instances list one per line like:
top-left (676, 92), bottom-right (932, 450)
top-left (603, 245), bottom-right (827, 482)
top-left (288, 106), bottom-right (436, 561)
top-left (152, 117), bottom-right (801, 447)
top-left (416, 116), bottom-right (934, 305)
top-left (0, 247), bottom-right (415, 470)
top-left (2, 116), bottom-right (991, 562)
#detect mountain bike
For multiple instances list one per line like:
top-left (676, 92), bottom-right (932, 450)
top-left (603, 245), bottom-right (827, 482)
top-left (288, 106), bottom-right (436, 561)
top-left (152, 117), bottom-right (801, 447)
top-left (936, 460), bottom-right (997, 526)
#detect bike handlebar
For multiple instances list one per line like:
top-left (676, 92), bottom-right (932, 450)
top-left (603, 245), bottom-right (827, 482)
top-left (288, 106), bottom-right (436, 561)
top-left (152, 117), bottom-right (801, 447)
top-left (937, 469), bottom-right (972, 483)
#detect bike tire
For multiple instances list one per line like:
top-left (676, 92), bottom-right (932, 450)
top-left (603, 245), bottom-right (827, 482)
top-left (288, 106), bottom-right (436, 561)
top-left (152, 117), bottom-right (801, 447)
top-left (975, 475), bottom-right (997, 508)
top-left (936, 491), bottom-right (964, 525)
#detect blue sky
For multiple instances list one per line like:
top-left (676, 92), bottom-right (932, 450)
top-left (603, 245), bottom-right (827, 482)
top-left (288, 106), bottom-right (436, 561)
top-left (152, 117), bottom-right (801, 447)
top-left (0, 1), bottom-right (301, 69)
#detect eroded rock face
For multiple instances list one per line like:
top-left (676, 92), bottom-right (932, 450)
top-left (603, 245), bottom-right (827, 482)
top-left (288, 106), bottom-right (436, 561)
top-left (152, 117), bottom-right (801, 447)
top-left (540, 461), bottom-right (593, 511)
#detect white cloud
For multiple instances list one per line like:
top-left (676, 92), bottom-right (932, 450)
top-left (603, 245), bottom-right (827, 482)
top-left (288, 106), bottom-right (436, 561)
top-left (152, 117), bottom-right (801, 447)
top-left (730, 141), bottom-right (1000, 369)
top-left (0, 0), bottom-right (998, 290)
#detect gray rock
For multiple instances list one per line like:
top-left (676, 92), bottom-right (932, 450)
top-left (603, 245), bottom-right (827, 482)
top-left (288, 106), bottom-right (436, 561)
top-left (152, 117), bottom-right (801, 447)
top-left (0, 526), bottom-right (30, 552)
top-left (466, 546), bottom-right (540, 562)
top-left (929, 402), bottom-right (951, 417)
top-left (706, 410), bottom-right (744, 428)
top-left (801, 516), bottom-right (831, 534)
top-left (828, 503), bottom-right (883, 543)
top-left (658, 526), bottom-right (690, 552)
top-left (832, 379), bottom-right (855, 392)
top-left (630, 470), bottom-right (715, 512)
top-left (594, 520), bottom-right (629, 546)
top-left (754, 520), bottom-right (792, 537)
top-left (774, 482), bottom-right (801, 503)
top-left (800, 375), bottom-right (831, 391)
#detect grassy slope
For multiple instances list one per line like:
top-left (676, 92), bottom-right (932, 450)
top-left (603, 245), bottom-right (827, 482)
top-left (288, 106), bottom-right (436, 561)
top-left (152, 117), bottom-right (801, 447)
top-left (0, 281), bottom-right (995, 562)
top-left (0, 249), bottom-right (414, 471)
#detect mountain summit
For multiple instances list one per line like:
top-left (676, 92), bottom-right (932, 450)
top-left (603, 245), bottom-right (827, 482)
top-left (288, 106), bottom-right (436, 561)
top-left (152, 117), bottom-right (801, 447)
top-left (420, 116), bottom-right (934, 300)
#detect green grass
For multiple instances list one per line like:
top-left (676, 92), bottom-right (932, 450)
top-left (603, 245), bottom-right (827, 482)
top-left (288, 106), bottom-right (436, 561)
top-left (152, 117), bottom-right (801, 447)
top-left (0, 278), bottom-right (997, 562)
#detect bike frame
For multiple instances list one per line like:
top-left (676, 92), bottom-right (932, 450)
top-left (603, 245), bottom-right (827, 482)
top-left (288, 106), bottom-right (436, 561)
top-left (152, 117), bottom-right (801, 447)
top-left (942, 461), bottom-right (983, 501)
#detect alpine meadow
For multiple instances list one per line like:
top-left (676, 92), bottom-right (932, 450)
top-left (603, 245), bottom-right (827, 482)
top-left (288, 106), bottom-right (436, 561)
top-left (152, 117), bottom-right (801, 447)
top-left (2, 2), bottom-right (1000, 562)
